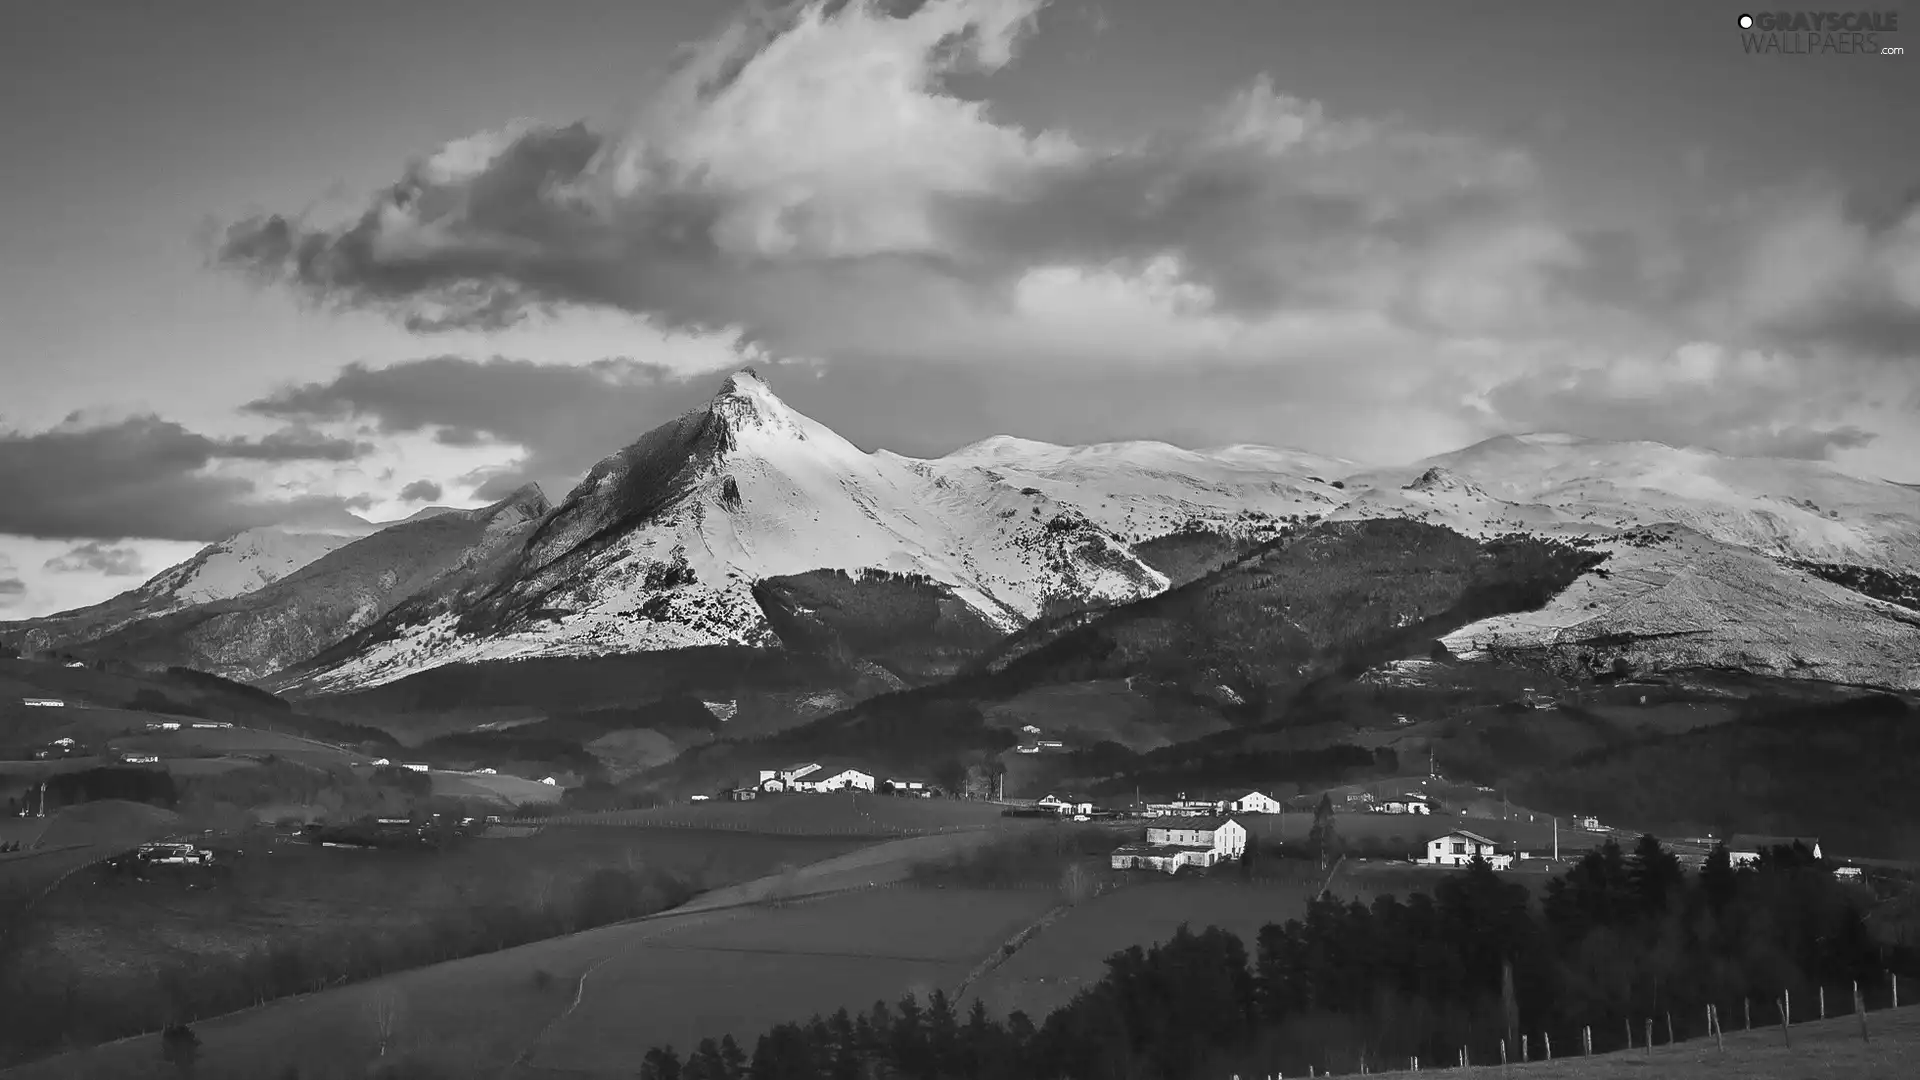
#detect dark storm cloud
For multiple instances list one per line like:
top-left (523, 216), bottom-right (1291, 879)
top-left (0, 416), bottom-right (373, 541)
top-left (42, 540), bottom-right (146, 577)
top-left (397, 479), bottom-right (443, 502)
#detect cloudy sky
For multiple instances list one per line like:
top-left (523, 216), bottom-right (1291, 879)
top-left (2, 0), bottom-right (1916, 619)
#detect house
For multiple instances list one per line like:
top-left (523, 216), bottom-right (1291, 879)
top-left (1111, 816), bottom-right (1248, 874)
top-left (1344, 791), bottom-right (1376, 806)
top-left (1422, 829), bottom-right (1513, 870)
top-left (20, 698), bottom-right (64, 708)
top-left (1034, 740), bottom-right (1064, 751)
top-left (121, 753), bottom-right (160, 764)
top-left (757, 762), bottom-right (822, 791)
top-left (1020, 724), bottom-right (1043, 735)
top-left (1037, 793), bottom-right (1095, 816)
top-left (1378, 794), bottom-right (1432, 816)
top-left (1727, 834), bottom-right (1823, 866)
top-left (1146, 801), bottom-right (1214, 817)
top-left (188, 721), bottom-right (233, 730)
top-left (798, 766), bottom-right (876, 793)
top-left (1226, 791), bottom-right (1282, 815)
top-left (540, 777), bottom-right (558, 786)
top-left (370, 758), bottom-right (390, 767)
top-left (690, 794), bottom-right (711, 802)
top-left (51, 737), bottom-right (75, 748)
top-left (145, 721), bottom-right (181, 732)
top-left (64, 661), bottom-right (85, 669)
top-left (884, 778), bottom-right (935, 797)
top-left (1576, 815), bottom-right (1602, 830)
top-left (1835, 866), bottom-right (1863, 881)
top-left (400, 762), bottom-right (430, 773)
top-left (726, 787), bottom-right (759, 801)
top-left (1014, 744), bottom-right (1041, 754)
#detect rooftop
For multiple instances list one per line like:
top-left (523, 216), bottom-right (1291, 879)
top-left (1147, 815), bottom-right (1239, 831)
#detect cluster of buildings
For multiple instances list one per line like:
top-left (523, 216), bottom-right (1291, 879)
top-left (739, 761), bottom-right (938, 799)
top-left (1111, 815), bottom-right (1249, 874)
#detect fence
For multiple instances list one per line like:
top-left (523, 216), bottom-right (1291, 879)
top-left (1237, 974), bottom-right (1916, 1077)
top-left (514, 809), bottom-right (993, 839)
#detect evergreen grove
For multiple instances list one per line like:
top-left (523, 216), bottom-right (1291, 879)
top-left (642, 838), bottom-right (1918, 1080)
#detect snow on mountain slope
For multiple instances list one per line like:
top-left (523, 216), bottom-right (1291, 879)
top-left (293, 371), bottom-right (1169, 692)
top-left (1328, 435), bottom-right (1920, 689)
top-left (66, 486), bottom-right (551, 679)
top-left (0, 526), bottom-right (368, 654)
top-left (1438, 524), bottom-right (1920, 690)
top-left (914, 435), bottom-right (1353, 541)
top-left (1342, 433), bottom-right (1920, 568)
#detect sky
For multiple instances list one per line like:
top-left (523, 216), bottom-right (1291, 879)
top-left (2, 0), bottom-right (1917, 618)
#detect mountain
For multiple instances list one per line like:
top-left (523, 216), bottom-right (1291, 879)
top-left (280, 371), bottom-right (1181, 693)
top-left (1323, 434), bottom-right (1920, 690)
top-left (48, 485), bottom-right (550, 679)
top-left (0, 526), bottom-right (369, 655)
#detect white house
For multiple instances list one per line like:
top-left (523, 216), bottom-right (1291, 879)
top-left (884, 777), bottom-right (934, 795)
top-left (370, 758), bottom-right (390, 767)
top-left (757, 762), bottom-right (822, 791)
top-left (20, 698), bottom-right (64, 708)
top-left (1378, 795), bottom-right (1432, 816)
top-left (1422, 829), bottom-right (1513, 870)
top-left (1727, 834), bottom-right (1823, 866)
top-left (1226, 791), bottom-right (1282, 815)
top-left (1037, 793), bottom-right (1094, 816)
top-left (1146, 802), bottom-right (1215, 817)
top-left (121, 753), bottom-right (160, 764)
top-left (1576, 815), bottom-right (1602, 830)
top-left (1020, 724), bottom-right (1043, 736)
top-left (145, 721), bottom-right (181, 732)
top-left (1034, 740), bottom-right (1064, 751)
top-left (51, 737), bottom-right (75, 748)
top-left (1111, 816), bottom-right (1248, 874)
top-left (799, 767), bottom-right (876, 793)
top-left (400, 762), bottom-right (430, 773)
top-left (1835, 866), bottom-right (1863, 881)
top-left (188, 721), bottom-right (233, 730)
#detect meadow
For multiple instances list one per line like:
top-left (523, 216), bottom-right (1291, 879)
top-left (539, 791), bottom-right (1012, 835)
top-left (522, 885), bottom-right (1060, 1074)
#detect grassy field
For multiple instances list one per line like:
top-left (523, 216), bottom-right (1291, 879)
top-left (541, 792), bottom-right (1012, 835)
top-left (1241, 809), bottom-right (1618, 856)
top-left (1366, 1005), bottom-right (1920, 1078)
top-left (10, 826), bottom-right (874, 990)
top-left (428, 770), bottom-right (564, 805)
top-left (522, 886), bottom-right (1059, 1074)
top-left (0, 825), bottom-right (1035, 1079)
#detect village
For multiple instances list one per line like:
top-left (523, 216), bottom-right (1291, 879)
top-left (723, 756), bottom-right (1862, 883)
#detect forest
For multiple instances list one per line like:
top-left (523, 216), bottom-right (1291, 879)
top-left (642, 839), bottom-right (1917, 1080)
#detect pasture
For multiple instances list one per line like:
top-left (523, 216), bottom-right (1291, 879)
top-left (522, 886), bottom-right (1059, 1073)
top-left (0, 826), bottom-right (1035, 1079)
top-left (1240, 808), bottom-right (1617, 856)
top-left (542, 792), bottom-right (1011, 835)
top-left (429, 770), bottom-right (564, 805)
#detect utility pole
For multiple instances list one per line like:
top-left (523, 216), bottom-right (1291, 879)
top-left (1553, 815), bottom-right (1560, 862)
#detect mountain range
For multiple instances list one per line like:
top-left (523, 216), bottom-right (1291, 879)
top-left (6, 368), bottom-right (1919, 707)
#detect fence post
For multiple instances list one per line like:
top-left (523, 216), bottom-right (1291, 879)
top-left (1625, 1018), bottom-right (1632, 1050)
top-left (1543, 1031), bottom-right (1552, 1061)
top-left (1895, 972), bottom-right (1901, 1009)
top-left (1745, 998), bottom-right (1751, 1031)
top-left (1665, 1011), bottom-right (1673, 1045)
top-left (1820, 986), bottom-right (1827, 1020)
top-left (1856, 982), bottom-right (1869, 1043)
top-left (1645, 1018), bottom-right (1653, 1057)
top-left (1778, 998), bottom-right (1791, 1049)
top-left (1583, 1025), bottom-right (1591, 1055)
top-left (1784, 988), bottom-right (1792, 1024)
top-left (1713, 1005), bottom-right (1723, 1051)
top-left (1521, 1034), bottom-right (1529, 1061)
top-left (1500, 1037), bottom-right (1508, 1072)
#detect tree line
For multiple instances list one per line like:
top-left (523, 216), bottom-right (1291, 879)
top-left (642, 837), bottom-right (1918, 1080)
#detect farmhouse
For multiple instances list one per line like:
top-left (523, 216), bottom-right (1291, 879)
top-left (1146, 801), bottom-right (1215, 817)
top-left (726, 787), bottom-right (759, 801)
top-left (120, 753), bottom-right (160, 764)
top-left (1377, 794), bottom-right (1432, 815)
top-left (1345, 792), bottom-right (1376, 806)
top-left (145, 721), bottom-right (181, 732)
top-left (1422, 829), bottom-right (1513, 870)
top-left (757, 762), bottom-right (822, 791)
top-left (798, 766), bottom-right (876, 793)
top-left (188, 721), bottom-right (233, 730)
top-left (1020, 724), bottom-right (1043, 735)
top-left (1225, 790), bottom-right (1282, 815)
top-left (1037, 793), bottom-right (1095, 816)
top-left (1576, 815), bottom-right (1601, 830)
top-left (1111, 816), bottom-right (1248, 874)
top-left (884, 777), bottom-right (935, 796)
top-left (1727, 834), bottom-right (1823, 866)
top-left (20, 697), bottom-right (64, 708)
top-left (400, 762), bottom-right (430, 773)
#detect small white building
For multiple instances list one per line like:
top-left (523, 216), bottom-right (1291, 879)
top-left (145, 721), bottom-right (181, 732)
top-left (1422, 829), bottom-right (1513, 870)
top-left (1020, 724), bottom-right (1043, 736)
top-left (121, 753), bottom-right (160, 764)
top-left (1034, 740), bottom-right (1064, 751)
top-left (51, 737), bottom-right (75, 748)
top-left (1835, 866), bottom-right (1863, 881)
top-left (188, 721), bottom-right (233, 730)
top-left (400, 762), bottom-right (430, 773)
top-left (1112, 816), bottom-right (1248, 874)
top-left (1226, 791), bottom-right (1282, 815)
top-left (1727, 834), bottom-right (1823, 866)
top-left (1378, 795), bottom-right (1432, 816)
top-left (1576, 815), bottom-right (1601, 830)
top-left (20, 698), bottom-right (64, 708)
top-left (370, 758), bottom-right (390, 767)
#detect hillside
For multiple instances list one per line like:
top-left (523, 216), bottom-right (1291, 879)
top-left (38, 486), bottom-right (550, 681)
top-left (0, 527), bottom-right (365, 654)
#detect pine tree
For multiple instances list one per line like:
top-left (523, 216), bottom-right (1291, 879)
top-left (1309, 793), bottom-right (1338, 870)
top-left (718, 1035), bottom-right (748, 1080)
top-left (641, 1045), bottom-right (683, 1080)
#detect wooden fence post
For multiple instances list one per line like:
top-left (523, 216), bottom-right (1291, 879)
top-left (1745, 998), bottom-right (1752, 1031)
top-left (1895, 972), bottom-right (1901, 1009)
top-left (1856, 982), bottom-right (1870, 1043)
top-left (1785, 988), bottom-right (1792, 1024)
top-left (1500, 1037), bottom-right (1508, 1073)
top-left (1411, 1056), bottom-right (1418, 1071)
top-left (1644, 1019), bottom-right (1653, 1057)
top-left (1544, 1031), bottom-right (1552, 1061)
top-left (1820, 986), bottom-right (1827, 1019)
top-left (1779, 998), bottom-right (1791, 1049)
top-left (1713, 1005), bottom-right (1723, 1052)
top-left (1522, 1034), bottom-right (1529, 1061)
top-left (1583, 1025), bottom-right (1591, 1055)
top-left (1625, 1018), bottom-right (1632, 1050)
top-left (1665, 1011), bottom-right (1673, 1045)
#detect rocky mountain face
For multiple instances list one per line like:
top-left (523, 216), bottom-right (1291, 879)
top-left (52, 486), bottom-right (550, 679)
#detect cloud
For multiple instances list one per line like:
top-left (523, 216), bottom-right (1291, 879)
top-left (0, 415), bottom-right (374, 541)
top-left (0, 554), bottom-right (23, 609)
top-left (211, 0), bottom-right (1917, 469)
top-left (397, 479), bottom-right (443, 502)
top-left (43, 540), bottom-right (147, 577)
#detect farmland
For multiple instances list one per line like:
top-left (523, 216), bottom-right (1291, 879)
top-left (542, 791), bottom-right (1013, 835)
top-left (0, 824), bottom-right (1039, 1079)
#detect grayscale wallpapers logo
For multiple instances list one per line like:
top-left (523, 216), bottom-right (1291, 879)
top-left (1738, 11), bottom-right (1904, 54)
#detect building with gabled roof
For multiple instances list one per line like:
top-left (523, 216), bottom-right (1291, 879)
top-left (1422, 829), bottom-right (1512, 870)
top-left (1727, 834), bottom-right (1823, 866)
top-left (1113, 816), bottom-right (1248, 874)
